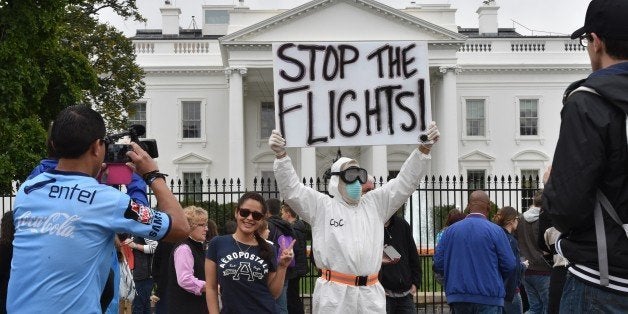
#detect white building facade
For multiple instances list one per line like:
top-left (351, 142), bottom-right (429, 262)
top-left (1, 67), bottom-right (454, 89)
top-left (129, 0), bottom-right (589, 188)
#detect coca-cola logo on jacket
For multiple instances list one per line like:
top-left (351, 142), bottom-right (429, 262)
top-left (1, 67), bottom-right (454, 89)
top-left (15, 211), bottom-right (80, 237)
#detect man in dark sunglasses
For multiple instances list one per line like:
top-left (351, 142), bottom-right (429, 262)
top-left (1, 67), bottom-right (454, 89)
top-left (269, 121), bottom-right (439, 313)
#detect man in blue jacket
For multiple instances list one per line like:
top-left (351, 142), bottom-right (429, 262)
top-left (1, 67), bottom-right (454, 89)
top-left (434, 190), bottom-right (516, 313)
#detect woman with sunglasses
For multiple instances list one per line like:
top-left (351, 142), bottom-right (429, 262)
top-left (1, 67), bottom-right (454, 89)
top-left (268, 122), bottom-right (440, 313)
top-left (205, 192), bottom-right (295, 313)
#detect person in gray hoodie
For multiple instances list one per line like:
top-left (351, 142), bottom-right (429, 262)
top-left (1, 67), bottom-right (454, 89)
top-left (516, 190), bottom-right (551, 314)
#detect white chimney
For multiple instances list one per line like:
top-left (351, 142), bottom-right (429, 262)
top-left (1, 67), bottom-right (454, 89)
top-left (160, 1), bottom-right (181, 35)
top-left (476, 2), bottom-right (499, 35)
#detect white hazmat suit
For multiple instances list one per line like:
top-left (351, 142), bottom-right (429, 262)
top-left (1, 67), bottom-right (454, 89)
top-left (273, 147), bottom-right (432, 313)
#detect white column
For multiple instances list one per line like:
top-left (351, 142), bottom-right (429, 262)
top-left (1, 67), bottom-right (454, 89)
top-left (360, 145), bottom-right (388, 181)
top-left (300, 147), bottom-right (316, 184)
top-left (433, 66), bottom-right (460, 177)
top-left (226, 67), bottom-right (247, 181)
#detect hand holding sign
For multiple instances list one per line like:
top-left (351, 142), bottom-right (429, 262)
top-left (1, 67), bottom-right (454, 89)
top-left (268, 130), bottom-right (287, 158)
top-left (418, 121), bottom-right (440, 154)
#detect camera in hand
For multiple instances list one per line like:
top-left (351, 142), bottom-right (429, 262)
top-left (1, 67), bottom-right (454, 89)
top-left (103, 125), bottom-right (159, 163)
top-left (100, 125), bottom-right (159, 185)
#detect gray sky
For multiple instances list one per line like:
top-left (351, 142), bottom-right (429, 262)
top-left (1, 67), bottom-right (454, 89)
top-left (99, 0), bottom-right (589, 37)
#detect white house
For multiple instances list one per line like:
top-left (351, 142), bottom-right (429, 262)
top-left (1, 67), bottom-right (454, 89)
top-left (129, 0), bottom-right (589, 190)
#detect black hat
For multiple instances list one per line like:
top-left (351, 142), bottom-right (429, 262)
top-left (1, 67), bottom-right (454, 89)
top-left (571, 0), bottom-right (628, 40)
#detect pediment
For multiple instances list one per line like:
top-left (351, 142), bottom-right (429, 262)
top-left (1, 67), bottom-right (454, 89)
top-left (388, 150), bottom-right (411, 162)
top-left (511, 150), bottom-right (549, 161)
top-left (172, 153), bottom-right (212, 164)
top-left (221, 0), bottom-right (466, 44)
top-left (459, 150), bottom-right (495, 161)
top-left (252, 152), bottom-right (276, 163)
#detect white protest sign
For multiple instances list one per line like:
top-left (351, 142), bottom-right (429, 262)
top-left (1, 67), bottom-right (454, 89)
top-left (272, 41), bottom-right (431, 147)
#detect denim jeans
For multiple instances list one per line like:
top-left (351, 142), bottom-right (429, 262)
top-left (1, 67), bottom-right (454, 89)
top-left (132, 278), bottom-right (153, 314)
top-left (450, 302), bottom-right (503, 314)
top-left (385, 294), bottom-right (415, 314)
top-left (275, 281), bottom-right (289, 314)
top-left (522, 274), bottom-right (549, 314)
top-left (559, 273), bottom-right (628, 313)
top-left (502, 292), bottom-right (522, 314)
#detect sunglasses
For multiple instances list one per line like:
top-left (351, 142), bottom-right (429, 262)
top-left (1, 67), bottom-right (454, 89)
top-left (238, 208), bottom-right (264, 221)
top-left (331, 166), bottom-right (368, 184)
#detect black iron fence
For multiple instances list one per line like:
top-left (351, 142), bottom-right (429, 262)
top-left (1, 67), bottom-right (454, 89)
top-left (1, 175), bottom-right (541, 312)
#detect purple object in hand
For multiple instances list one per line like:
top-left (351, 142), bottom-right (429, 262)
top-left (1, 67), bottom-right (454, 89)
top-left (277, 235), bottom-right (296, 267)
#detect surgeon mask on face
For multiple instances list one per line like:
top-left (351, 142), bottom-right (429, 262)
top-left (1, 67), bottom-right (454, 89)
top-left (345, 180), bottom-right (362, 200)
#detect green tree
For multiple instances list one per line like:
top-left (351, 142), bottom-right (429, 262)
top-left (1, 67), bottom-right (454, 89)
top-left (0, 0), bottom-right (145, 193)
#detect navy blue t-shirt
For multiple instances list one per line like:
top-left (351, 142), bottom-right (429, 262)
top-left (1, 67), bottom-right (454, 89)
top-left (207, 235), bottom-right (277, 313)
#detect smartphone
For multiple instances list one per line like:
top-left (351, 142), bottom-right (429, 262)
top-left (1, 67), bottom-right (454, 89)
top-left (383, 244), bottom-right (401, 260)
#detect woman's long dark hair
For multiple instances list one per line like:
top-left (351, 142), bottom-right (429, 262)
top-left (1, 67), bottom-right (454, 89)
top-left (493, 206), bottom-right (519, 228)
top-left (237, 192), bottom-right (273, 266)
top-left (0, 211), bottom-right (15, 246)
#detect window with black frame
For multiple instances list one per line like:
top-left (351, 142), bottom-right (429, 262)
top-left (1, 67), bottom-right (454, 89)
top-left (260, 102), bottom-right (275, 139)
top-left (521, 169), bottom-right (539, 209)
top-left (128, 102), bottom-right (146, 138)
top-left (182, 101), bottom-right (201, 139)
top-left (519, 99), bottom-right (538, 136)
top-left (467, 169), bottom-right (486, 191)
top-left (466, 99), bottom-right (486, 136)
top-left (183, 172), bottom-right (203, 203)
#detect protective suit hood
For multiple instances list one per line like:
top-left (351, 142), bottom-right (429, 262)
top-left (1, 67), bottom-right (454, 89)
top-left (329, 157), bottom-right (360, 205)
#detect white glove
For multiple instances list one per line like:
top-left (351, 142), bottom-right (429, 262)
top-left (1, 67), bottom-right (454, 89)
top-left (268, 130), bottom-right (287, 157)
top-left (419, 121), bottom-right (440, 152)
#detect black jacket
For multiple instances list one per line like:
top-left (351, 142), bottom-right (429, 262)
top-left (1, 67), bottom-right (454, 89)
top-left (291, 219), bottom-right (308, 277)
top-left (152, 241), bottom-right (175, 299)
top-left (267, 216), bottom-right (296, 280)
top-left (167, 238), bottom-right (208, 314)
top-left (268, 216), bottom-right (295, 242)
top-left (543, 63), bottom-right (628, 290)
top-left (132, 237), bottom-right (153, 281)
top-left (379, 215), bottom-right (421, 293)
